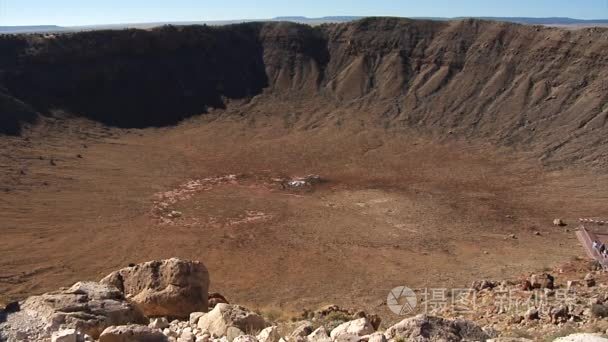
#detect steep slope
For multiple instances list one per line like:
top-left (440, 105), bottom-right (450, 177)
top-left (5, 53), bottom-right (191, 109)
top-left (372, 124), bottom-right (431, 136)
top-left (1, 18), bottom-right (607, 165)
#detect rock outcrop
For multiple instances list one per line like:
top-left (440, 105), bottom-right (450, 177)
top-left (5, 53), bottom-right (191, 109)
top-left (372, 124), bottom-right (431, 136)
top-left (4, 257), bottom-right (608, 341)
top-left (0, 281), bottom-right (145, 340)
top-left (101, 258), bottom-right (210, 318)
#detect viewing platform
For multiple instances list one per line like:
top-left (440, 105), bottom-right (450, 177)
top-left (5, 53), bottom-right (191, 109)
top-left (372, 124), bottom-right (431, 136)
top-left (576, 219), bottom-right (608, 269)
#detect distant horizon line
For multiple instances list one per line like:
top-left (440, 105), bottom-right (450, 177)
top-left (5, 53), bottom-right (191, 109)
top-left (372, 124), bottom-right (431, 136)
top-left (2, 15), bottom-right (608, 30)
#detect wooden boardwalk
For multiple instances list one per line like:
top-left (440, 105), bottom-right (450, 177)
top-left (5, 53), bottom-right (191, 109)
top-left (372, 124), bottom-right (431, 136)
top-left (576, 225), bottom-right (608, 268)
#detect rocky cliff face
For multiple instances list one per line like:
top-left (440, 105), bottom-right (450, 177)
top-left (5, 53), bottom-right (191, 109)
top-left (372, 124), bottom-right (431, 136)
top-left (1, 18), bottom-right (608, 164)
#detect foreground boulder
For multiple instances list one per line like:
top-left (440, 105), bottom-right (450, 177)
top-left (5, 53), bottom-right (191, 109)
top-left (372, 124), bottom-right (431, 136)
top-left (101, 258), bottom-right (210, 318)
top-left (198, 303), bottom-right (268, 337)
top-left (384, 314), bottom-right (488, 341)
top-left (99, 324), bottom-right (168, 342)
top-left (0, 281), bottom-right (145, 340)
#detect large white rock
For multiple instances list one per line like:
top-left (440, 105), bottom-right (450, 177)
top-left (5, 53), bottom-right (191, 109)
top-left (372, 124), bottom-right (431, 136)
top-left (20, 281), bottom-right (146, 339)
top-left (330, 318), bottom-right (374, 339)
top-left (197, 304), bottom-right (268, 337)
top-left (99, 324), bottom-right (168, 342)
top-left (257, 326), bottom-right (281, 342)
top-left (101, 258), bottom-right (210, 318)
top-left (553, 334), bottom-right (608, 342)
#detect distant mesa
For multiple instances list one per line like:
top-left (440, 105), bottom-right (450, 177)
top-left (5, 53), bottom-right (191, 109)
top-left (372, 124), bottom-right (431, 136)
top-left (2, 16), bottom-right (608, 34)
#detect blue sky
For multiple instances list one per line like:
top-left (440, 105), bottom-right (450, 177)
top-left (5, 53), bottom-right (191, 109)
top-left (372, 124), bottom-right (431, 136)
top-left (1, 0), bottom-right (607, 26)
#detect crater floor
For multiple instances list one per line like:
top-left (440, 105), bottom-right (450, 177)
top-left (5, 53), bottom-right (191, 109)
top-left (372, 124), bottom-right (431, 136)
top-left (1, 104), bottom-right (606, 317)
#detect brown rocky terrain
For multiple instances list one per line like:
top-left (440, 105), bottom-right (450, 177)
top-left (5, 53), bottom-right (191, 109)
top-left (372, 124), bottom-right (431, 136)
top-left (2, 17), bottom-right (608, 340)
top-left (3, 258), bottom-right (608, 341)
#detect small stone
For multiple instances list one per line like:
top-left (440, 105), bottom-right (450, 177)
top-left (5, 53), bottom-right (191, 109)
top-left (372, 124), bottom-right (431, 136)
top-left (524, 308), bottom-right (540, 320)
top-left (585, 273), bottom-right (596, 287)
top-left (150, 317), bottom-right (170, 330)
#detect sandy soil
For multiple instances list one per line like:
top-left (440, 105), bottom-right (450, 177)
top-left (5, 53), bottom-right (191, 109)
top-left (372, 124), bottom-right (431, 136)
top-left (1, 103), bottom-right (606, 318)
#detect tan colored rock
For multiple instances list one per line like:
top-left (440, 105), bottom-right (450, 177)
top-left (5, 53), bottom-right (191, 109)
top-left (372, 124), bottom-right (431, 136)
top-left (101, 258), bottom-right (210, 318)
top-left (99, 324), bottom-right (168, 342)
top-left (21, 281), bottom-right (146, 339)
top-left (197, 304), bottom-right (268, 337)
top-left (330, 318), bottom-right (374, 339)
